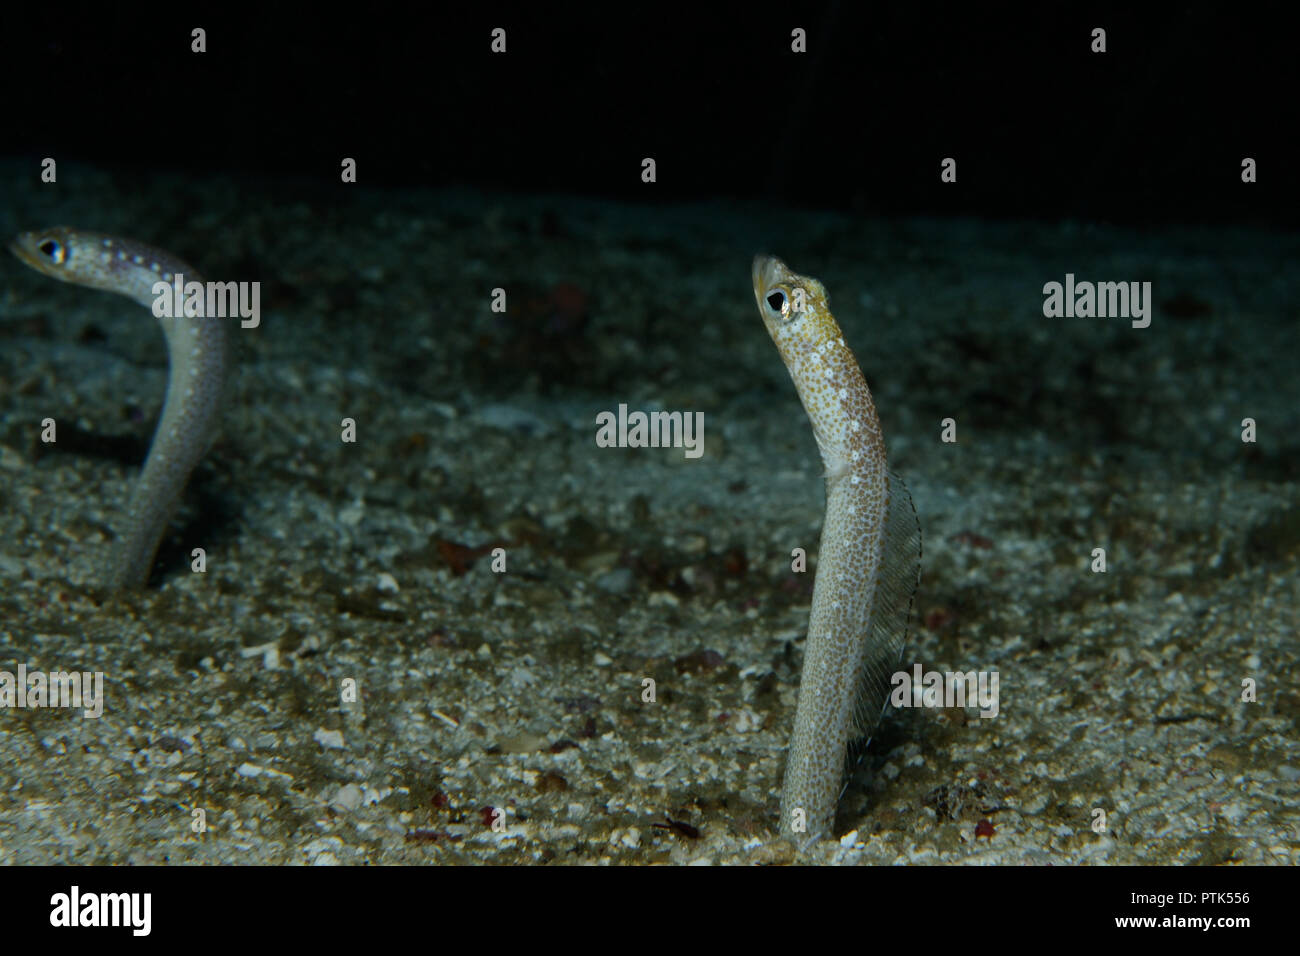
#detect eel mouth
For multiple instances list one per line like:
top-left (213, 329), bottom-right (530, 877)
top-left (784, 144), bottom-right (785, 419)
top-left (752, 254), bottom-right (782, 292)
top-left (7, 233), bottom-right (30, 262)
top-left (751, 254), bottom-right (788, 312)
top-left (8, 231), bottom-right (53, 276)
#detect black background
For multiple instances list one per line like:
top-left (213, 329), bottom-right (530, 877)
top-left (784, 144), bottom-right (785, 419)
top-left (1, 1), bottom-right (1293, 226)
top-left (1, 864), bottom-right (1279, 940)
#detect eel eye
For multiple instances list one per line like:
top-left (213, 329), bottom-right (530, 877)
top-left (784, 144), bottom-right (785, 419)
top-left (765, 289), bottom-right (787, 315)
top-left (38, 238), bottom-right (67, 265)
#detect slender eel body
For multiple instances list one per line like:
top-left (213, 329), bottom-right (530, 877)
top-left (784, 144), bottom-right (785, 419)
top-left (9, 228), bottom-right (229, 589)
top-left (752, 255), bottom-right (920, 848)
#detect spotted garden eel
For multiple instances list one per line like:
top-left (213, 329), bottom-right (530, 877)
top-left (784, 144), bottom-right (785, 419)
top-left (9, 228), bottom-right (229, 589)
top-left (752, 255), bottom-right (921, 848)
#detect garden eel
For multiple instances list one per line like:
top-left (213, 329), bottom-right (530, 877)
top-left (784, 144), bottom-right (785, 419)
top-left (9, 228), bottom-right (229, 589)
top-left (752, 255), bottom-right (921, 848)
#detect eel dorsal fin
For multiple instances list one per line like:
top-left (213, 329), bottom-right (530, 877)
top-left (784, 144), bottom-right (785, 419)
top-left (845, 469), bottom-right (922, 779)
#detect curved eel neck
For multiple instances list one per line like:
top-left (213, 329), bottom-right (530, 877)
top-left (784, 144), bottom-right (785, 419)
top-left (9, 227), bottom-right (229, 589)
top-left (752, 254), bottom-right (918, 849)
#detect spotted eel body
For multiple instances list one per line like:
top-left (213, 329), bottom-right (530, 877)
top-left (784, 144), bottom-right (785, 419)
top-left (752, 255), bottom-right (921, 848)
top-left (9, 228), bottom-right (229, 589)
